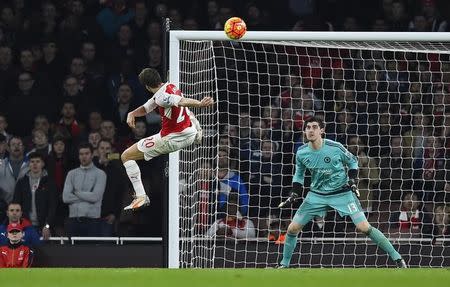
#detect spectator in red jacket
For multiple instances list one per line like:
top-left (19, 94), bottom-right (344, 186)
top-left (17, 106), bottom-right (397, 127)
top-left (0, 202), bottom-right (42, 247)
top-left (0, 223), bottom-right (33, 268)
top-left (206, 192), bottom-right (255, 239)
top-left (389, 192), bottom-right (433, 237)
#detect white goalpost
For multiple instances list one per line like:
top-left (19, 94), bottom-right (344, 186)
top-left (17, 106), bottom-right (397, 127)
top-left (169, 31), bottom-right (450, 268)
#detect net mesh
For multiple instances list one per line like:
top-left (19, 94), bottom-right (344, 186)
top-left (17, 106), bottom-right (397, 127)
top-left (178, 39), bottom-right (450, 268)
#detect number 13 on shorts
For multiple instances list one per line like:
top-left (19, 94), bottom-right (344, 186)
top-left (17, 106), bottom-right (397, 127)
top-left (347, 202), bottom-right (358, 213)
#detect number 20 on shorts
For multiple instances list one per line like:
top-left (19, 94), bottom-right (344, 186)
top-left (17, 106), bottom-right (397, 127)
top-left (143, 137), bottom-right (155, 148)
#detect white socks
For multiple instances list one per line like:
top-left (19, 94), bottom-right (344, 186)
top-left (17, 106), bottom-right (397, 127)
top-left (123, 160), bottom-right (146, 197)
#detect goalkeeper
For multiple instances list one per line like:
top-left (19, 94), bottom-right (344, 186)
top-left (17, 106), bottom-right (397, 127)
top-left (278, 116), bottom-right (407, 268)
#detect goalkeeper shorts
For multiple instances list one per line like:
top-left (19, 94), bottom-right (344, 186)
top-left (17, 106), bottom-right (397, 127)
top-left (292, 191), bottom-right (366, 226)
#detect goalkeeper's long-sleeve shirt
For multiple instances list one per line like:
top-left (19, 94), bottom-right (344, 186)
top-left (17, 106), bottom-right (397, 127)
top-left (293, 139), bottom-right (358, 194)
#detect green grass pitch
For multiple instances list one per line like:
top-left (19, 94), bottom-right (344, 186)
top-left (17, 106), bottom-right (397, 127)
top-left (1, 268), bottom-right (449, 287)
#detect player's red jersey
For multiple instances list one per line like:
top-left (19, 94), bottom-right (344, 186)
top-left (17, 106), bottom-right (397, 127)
top-left (157, 84), bottom-right (192, 137)
top-left (143, 83), bottom-right (193, 137)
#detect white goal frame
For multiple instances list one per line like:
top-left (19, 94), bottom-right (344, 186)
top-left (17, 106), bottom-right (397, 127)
top-left (168, 31), bottom-right (450, 268)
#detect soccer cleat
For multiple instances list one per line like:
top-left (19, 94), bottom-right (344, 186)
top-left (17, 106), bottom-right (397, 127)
top-left (274, 234), bottom-right (286, 245)
top-left (123, 195), bottom-right (150, 210)
top-left (275, 264), bottom-right (288, 269)
top-left (395, 258), bottom-right (408, 268)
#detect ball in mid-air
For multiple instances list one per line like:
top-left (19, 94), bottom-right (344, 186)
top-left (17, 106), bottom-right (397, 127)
top-left (224, 17), bottom-right (247, 40)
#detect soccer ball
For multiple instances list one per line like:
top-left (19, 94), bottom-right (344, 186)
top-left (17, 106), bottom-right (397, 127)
top-left (224, 17), bottom-right (247, 40)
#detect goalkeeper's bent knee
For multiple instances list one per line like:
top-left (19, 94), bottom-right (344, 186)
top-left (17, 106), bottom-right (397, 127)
top-left (362, 224), bottom-right (373, 235)
top-left (287, 223), bottom-right (302, 235)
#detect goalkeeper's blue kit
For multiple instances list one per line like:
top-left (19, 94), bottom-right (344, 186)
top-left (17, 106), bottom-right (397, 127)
top-left (280, 138), bottom-right (403, 267)
top-left (292, 139), bottom-right (366, 225)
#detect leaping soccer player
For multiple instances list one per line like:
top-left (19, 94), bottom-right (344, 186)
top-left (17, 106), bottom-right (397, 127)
top-left (121, 68), bottom-right (214, 210)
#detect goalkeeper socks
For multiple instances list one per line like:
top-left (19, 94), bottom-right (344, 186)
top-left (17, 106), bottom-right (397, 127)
top-left (280, 233), bottom-right (298, 267)
top-left (123, 160), bottom-right (146, 197)
top-left (367, 226), bottom-right (402, 261)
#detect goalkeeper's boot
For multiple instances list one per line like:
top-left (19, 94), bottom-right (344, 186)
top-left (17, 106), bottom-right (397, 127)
top-left (395, 258), bottom-right (408, 268)
top-left (276, 264), bottom-right (288, 269)
top-left (124, 195), bottom-right (150, 210)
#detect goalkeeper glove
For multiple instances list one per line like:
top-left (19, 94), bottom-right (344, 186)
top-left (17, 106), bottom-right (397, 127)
top-left (348, 179), bottom-right (360, 198)
top-left (278, 192), bottom-right (300, 208)
top-left (347, 169), bottom-right (360, 198)
top-left (278, 182), bottom-right (302, 208)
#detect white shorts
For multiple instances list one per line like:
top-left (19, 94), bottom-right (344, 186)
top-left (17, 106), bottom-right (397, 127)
top-left (137, 126), bottom-right (197, 161)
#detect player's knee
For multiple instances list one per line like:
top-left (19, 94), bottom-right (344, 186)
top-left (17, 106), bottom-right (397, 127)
top-left (287, 222), bottom-right (302, 235)
top-left (356, 222), bottom-right (371, 234)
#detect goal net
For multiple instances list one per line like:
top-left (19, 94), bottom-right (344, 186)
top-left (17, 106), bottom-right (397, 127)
top-left (172, 32), bottom-right (450, 268)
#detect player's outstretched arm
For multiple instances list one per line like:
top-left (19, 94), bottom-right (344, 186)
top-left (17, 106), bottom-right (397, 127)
top-left (178, 97), bottom-right (214, 108)
top-left (126, 106), bottom-right (147, 129)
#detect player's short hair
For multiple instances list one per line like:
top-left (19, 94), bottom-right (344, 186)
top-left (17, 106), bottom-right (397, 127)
top-left (78, 142), bottom-right (94, 153)
top-left (139, 68), bottom-right (162, 88)
top-left (19, 47), bottom-right (32, 55)
top-left (52, 133), bottom-right (66, 144)
top-left (18, 71), bottom-right (34, 81)
top-left (8, 136), bottom-right (23, 147)
top-left (32, 128), bottom-right (46, 136)
top-left (303, 116), bottom-right (325, 130)
top-left (98, 139), bottom-right (112, 147)
top-left (8, 202), bottom-right (22, 209)
top-left (41, 35), bottom-right (57, 46)
top-left (28, 152), bottom-right (45, 162)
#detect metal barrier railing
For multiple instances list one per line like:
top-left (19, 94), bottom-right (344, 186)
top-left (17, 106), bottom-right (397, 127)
top-left (47, 237), bottom-right (163, 245)
top-left (46, 236), bottom-right (449, 245)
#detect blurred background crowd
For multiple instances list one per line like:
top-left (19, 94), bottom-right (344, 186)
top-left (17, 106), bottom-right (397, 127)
top-left (0, 0), bottom-right (449, 247)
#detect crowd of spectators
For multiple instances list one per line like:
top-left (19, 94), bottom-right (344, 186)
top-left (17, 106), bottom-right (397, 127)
top-left (0, 0), bottom-right (449, 249)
